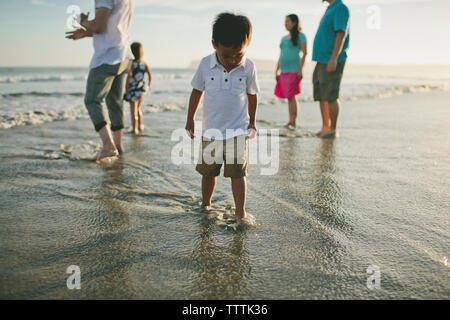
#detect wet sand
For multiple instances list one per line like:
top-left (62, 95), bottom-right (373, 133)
top-left (0, 91), bottom-right (449, 299)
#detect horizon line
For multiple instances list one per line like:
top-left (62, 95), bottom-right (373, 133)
top-left (1, 62), bottom-right (450, 69)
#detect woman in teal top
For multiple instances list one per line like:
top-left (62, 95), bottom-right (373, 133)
top-left (275, 14), bottom-right (308, 129)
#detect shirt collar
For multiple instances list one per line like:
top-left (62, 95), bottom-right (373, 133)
top-left (210, 52), bottom-right (247, 71)
top-left (328, 0), bottom-right (342, 9)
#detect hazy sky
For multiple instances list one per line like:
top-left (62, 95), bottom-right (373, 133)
top-left (0, 0), bottom-right (449, 67)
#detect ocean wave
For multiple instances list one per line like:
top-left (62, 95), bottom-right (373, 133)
top-left (0, 84), bottom-right (446, 130)
top-left (0, 75), bottom-right (86, 83)
top-left (0, 103), bottom-right (186, 130)
top-left (0, 108), bottom-right (89, 129)
top-left (258, 84), bottom-right (446, 105)
top-left (1, 91), bottom-right (84, 98)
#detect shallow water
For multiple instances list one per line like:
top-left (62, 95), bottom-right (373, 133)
top-left (1, 91), bottom-right (449, 299)
top-left (2, 65), bottom-right (449, 129)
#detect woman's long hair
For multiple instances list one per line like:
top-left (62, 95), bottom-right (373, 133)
top-left (287, 14), bottom-right (301, 46)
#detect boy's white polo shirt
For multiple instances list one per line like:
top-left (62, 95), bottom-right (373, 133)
top-left (191, 52), bottom-right (260, 140)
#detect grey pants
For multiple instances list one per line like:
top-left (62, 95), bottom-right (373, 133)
top-left (84, 60), bottom-right (132, 132)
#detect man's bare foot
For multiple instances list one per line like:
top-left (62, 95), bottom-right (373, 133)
top-left (116, 145), bottom-right (124, 155)
top-left (316, 128), bottom-right (330, 136)
top-left (320, 129), bottom-right (337, 139)
top-left (94, 148), bottom-right (119, 161)
top-left (133, 128), bottom-right (139, 135)
top-left (139, 124), bottom-right (144, 132)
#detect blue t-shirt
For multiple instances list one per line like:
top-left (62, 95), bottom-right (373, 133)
top-left (279, 32), bottom-right (307, 73)
top-left (312, 0), bottom-right (350, 63)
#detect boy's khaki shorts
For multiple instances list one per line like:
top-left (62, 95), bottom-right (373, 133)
top-left (196, 135), bottom-right (248, 178)
top-left (313, 60), bottom-right (346, 102)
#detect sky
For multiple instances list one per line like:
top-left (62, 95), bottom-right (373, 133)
top-left (0, 0), bottom-right (449, 68)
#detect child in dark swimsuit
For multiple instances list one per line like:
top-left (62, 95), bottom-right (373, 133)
top-left (124, 42), bottom-right (152, 135)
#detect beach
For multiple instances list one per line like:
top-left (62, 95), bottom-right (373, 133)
top-left (1, 84), bottom-right (449, 299)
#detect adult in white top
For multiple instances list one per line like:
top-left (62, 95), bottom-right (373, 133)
top-left (191, 52), bottom-right (260, 140)
top-left (90, 0), bottom-right (134, 69)
top-left (66, 0), bottom-right (134, 161)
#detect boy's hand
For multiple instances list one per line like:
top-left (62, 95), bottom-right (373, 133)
top-left (185, 119), bottom-right (195, 139)
top-left (248, 122), bottom-right (257, 139)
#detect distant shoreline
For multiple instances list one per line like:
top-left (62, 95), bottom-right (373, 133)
top-left (1, 63), bottom-right (450, 72)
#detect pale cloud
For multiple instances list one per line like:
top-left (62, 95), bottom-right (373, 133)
top-left (135, 0), bottom-right (433, 9)
top-left (31, 0), bottom-right (55, 6)
top-left (346, 0), bottom-right (433, 5)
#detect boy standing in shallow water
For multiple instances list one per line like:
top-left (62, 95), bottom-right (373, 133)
top-left (185, 13), bottom-right (260, 223)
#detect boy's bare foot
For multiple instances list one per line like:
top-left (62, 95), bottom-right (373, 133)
top-left (133, 128), bottom-right (140, 135)
top-left (116, 145), bottom-right (124, 155)
top-left (235, 210), bottom-right (247, 223)
top-left (139, 124), bottom-right (145, 132)
top-left (93, 148), bottom-right (119, 161)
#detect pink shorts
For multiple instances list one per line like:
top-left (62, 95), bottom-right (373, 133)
top-left (274, 72), bottom-right (301, 99)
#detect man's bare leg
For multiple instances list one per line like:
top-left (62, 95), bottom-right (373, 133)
top-left (202, 175), bottom-right (216, 207)
top-left (328, 99), bottom-right (340, 131)
top-left (231, 177), bottom-right (247, 223)
top-left (113, 129), bottom-right (124, 154)
top-left (96, 126), bottom-right (118, 160)
top-left (320, 99), bottom-right (340, 137)
top-left (318, 100), bottom-right (331, 135)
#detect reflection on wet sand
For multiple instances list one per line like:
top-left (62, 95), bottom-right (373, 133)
top-left (312, 139), bottom-right (352, 235)
top-left (188, 219), bottom-right (251, 299)
top-left (86, 160), bottom-right (135, 296)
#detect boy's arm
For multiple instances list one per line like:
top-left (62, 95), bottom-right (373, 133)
top-left (247, 94), bottom-right (258, 131)
top-left (185, 89), bottom-right (204, 139)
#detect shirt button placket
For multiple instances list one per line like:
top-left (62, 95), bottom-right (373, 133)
top-left (223, 69), bottom-right (230, 89)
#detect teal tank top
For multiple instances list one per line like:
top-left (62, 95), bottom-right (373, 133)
top-left (279, 32), bottom-right (307, 73)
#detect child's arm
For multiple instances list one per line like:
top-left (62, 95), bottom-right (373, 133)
top-left (185, 89), bottom-right (204, 139)
top-left (145, 63), bottom-right (152, 90)
top-left (125, 63), bottom-right (134, 94)
top-left (247, 93), bottom-right (258, 131)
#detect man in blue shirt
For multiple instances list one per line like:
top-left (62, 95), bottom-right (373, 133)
top-left (312, 0), bottom-right (350, 138)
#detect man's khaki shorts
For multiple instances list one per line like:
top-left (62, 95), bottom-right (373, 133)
top-left (313, 60), bottom-right (346, 102)
top-left (196, 135), bottom-right (248, 178)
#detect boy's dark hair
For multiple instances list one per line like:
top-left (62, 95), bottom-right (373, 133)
top-left (130, 42), bottom-right (142, 60)
top-left (212, 13), bottom-right (252, 48)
